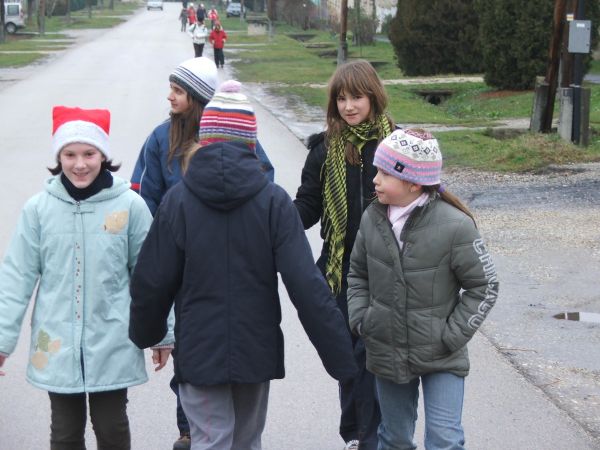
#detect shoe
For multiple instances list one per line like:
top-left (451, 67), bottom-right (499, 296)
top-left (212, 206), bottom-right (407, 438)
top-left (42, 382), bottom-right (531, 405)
top-left (173, 432), bottom-right (191, 450)
top-left (344, 440), bottom-right (359, 450)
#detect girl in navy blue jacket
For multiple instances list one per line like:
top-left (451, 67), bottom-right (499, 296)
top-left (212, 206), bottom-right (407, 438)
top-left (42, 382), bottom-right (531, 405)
top-left (129, 82), bottom-right (357, 450)
top-left (130, 58), bottom-right (273, 448)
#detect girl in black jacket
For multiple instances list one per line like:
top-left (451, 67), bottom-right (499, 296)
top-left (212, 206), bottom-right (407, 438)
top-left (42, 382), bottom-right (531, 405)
top-left (294, 60), bottom-right (395, 450)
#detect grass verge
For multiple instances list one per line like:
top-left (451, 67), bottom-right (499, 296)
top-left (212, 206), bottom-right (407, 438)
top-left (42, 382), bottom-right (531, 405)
top-left (225, 22), bottom-right (600, 171)
top-left (0, 1), bottom-right (139, 68)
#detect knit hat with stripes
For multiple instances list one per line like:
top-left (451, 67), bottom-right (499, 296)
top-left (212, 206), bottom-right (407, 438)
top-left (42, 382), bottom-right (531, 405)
top-left (373, 128), bottom-right (442, 185)
top-left (198, 80), bottom-right (257, 151)
top-left (169, 56), bottom-right (218, 105)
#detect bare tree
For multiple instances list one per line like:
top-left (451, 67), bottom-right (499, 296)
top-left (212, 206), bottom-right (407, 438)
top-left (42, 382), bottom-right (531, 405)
top-left (38, 0), bottom-right (46, 35)
top-left (1, 0), bottom-right (6, 43)
top-left (337, 0), bottom-right (348, 64)
top-left (27, 0), bottom-right (34, 25)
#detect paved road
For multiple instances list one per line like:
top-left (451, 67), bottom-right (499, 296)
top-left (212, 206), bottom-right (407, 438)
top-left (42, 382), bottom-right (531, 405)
top-left (0, 4), bottom-right (598, 449)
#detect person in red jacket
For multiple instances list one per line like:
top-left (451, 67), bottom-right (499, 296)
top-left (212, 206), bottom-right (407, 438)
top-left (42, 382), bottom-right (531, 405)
top-left (207, 6), bottom-right (218, 29)
top-left (187, 4), bottom-right (196, 26)
top-left (209, 21), bottom-right (227, 68)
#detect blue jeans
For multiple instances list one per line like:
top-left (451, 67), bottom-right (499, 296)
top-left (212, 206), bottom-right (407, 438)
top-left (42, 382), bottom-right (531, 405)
top-left (376, 373), bottom-right (465, 450)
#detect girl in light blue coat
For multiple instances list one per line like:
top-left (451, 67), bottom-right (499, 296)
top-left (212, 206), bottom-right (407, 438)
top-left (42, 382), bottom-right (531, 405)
top-left (0, 106), bottom-right (166, 450)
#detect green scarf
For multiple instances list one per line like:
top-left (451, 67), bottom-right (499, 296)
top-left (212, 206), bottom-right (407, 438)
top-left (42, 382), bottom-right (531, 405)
top-left (321, 114), bottom-right (393, 294)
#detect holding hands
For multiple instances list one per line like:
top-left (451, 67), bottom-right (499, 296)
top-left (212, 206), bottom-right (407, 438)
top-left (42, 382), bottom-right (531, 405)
top-left (152, 347), bottom-right (173, 372)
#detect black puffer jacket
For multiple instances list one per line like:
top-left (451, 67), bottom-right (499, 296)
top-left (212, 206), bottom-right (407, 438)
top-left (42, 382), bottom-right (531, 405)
top-left (293, 132), bottom-right (380, 279)
top-left (129, 142), bottom-right (357, 385)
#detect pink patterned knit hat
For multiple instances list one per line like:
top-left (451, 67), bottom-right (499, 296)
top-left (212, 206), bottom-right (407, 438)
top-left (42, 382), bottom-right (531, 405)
top-left (373, 128), bottom-right (442, 185)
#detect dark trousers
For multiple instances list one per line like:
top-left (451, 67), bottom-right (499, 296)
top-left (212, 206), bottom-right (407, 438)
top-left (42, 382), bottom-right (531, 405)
top-left (48, 389), bottom-right (130, 450)
top-left (213, 47), bottom-right (224, 67)
top-left (336, 289), bottom-right (380, 450)
top-left (193, 43), bottom-right (205, 58)
top-left (170, 371), bottom-right (191, 435)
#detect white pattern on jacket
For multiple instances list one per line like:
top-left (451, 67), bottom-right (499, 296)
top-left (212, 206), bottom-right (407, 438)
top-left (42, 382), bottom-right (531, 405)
top-left (0, 175), bottom-right (159, 393)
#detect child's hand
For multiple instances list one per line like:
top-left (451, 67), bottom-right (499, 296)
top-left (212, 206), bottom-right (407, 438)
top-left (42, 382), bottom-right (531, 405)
top-left (0, 354), bottom-right (6, 376)
top-left (152, 348), bottom-right (172, 372)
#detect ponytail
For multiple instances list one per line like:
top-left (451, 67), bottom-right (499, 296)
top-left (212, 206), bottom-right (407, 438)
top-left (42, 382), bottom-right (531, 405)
top-left (423, 185), bottom-right (476, 227)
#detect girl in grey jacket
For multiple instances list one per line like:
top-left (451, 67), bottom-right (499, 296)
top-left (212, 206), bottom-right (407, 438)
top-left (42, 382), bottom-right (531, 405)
top-left (347, 129), bottom-right (499, 450)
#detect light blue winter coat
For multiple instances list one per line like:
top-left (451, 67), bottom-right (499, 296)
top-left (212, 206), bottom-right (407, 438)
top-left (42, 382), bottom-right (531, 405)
top-left (0, 175), bottom-right (161, 394)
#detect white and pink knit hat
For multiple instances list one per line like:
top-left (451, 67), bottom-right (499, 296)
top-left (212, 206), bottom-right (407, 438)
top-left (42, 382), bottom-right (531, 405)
top-left (52, 106), bottom-right (111, 159)
top-left (373, 128), bottom-right (442, 186)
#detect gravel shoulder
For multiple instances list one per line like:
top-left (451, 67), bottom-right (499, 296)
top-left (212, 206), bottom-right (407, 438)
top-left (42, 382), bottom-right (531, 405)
top-left (444, 163), bottom-right (600, 444)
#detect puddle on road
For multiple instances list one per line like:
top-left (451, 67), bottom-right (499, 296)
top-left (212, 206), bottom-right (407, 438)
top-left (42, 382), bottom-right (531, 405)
top-left (553, 312), bottom-right (600, 323)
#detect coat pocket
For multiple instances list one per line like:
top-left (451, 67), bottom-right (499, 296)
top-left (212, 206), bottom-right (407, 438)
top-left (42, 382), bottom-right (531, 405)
top-left (362, 301), bottom-right (392, 346)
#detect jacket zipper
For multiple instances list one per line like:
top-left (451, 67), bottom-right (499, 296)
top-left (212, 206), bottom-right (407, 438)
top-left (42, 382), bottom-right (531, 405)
top-left (75, 201), bottom-right (85, 385)
top-left (359, 156), bottom-right (364, 212)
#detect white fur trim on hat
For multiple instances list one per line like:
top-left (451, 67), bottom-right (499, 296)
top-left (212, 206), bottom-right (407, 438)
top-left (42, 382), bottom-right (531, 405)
top-left (52, 120), bottom-right (110, 159)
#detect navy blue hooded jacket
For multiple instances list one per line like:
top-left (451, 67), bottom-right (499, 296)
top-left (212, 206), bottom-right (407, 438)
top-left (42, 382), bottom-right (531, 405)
top-left (129, 142), bottom-right (357, 385)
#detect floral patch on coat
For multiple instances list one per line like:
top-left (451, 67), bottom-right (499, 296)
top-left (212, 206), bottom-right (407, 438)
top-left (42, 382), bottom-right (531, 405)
top-left (104, 211), bottom-right (129, 234)
top-left (31, 329), bottom-right (61, 370)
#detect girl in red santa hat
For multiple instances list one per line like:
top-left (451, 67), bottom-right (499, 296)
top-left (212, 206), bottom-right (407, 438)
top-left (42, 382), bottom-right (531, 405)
top-left (0, 106), bottom-right (162, 450)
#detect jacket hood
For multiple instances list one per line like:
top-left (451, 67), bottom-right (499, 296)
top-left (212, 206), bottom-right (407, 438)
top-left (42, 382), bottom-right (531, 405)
top-left (45, 175), bottom-right (131, 204)
top-left (183, 141), bottom-right (268, 211)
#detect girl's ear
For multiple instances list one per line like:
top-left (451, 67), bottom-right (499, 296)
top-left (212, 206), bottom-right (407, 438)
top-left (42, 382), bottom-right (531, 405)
top-left (410, 183), bottom-right (423, 193)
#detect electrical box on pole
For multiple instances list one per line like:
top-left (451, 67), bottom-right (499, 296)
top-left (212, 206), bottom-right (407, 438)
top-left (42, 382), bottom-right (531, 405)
top-left (568, 20), bottom-right (592, 53)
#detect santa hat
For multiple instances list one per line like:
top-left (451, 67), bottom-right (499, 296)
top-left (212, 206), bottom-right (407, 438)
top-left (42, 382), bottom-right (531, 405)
top-left (52, 106), bottom-right (111, 159)
top-left (198, 80), bottom-right (257, 151)
top-left (373, 128), bottom-right (442, 186)
top-left (169, 56), bottom-right (218, 105)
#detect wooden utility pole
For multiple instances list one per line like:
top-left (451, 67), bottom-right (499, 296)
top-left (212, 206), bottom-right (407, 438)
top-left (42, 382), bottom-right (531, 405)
top-left (541, 0), bottom-right (569, 132)
top-left (560, 0), bottom-right (578, 87)
top-left (337, 0), bottom-right (348, 65)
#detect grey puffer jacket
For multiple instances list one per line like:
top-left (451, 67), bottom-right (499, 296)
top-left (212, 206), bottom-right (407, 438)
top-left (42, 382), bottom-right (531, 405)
top-left (347, 195), bottom-right (498, 384)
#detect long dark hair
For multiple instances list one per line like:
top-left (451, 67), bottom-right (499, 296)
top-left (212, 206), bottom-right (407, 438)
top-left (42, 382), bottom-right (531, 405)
top-left (168, 94), bottom-right (205, 170)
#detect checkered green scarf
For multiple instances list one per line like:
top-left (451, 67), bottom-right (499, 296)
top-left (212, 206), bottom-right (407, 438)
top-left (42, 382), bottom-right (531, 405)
top-left (321, 114), bottom-right (393, 294)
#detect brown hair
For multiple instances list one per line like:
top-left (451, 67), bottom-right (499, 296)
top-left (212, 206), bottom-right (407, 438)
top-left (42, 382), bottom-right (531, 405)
top-left (423, 185), bottom-right (477, 226)
top-left (168, 93), bottom-right (205, 171)
top-left (326, 59), bottom-right (391, 137)
top-left (181, 142), bottom-right (201, 174)
top-left (48, 159), bottom-right (120, 175)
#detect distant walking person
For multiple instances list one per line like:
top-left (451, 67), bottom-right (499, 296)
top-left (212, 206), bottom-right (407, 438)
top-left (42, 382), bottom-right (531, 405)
top-left (207, 5), bottom-right (218, 28)
top-left (0, 106), bottom-right (164, 450)
top-left (189, 19), bottom-right (208, 57)
top-left (209, 21), bottom-right (227, 68)
top-left (348, 129), bottom-right (499, 450)
top-left (179, 6), bottom-right (188, 31)
top-left (129, 80), bottom-right (358, 450)
top-left (187, 3), bottom-right (196, 26)
top-left (196, 2), bottom-right (206, 22)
